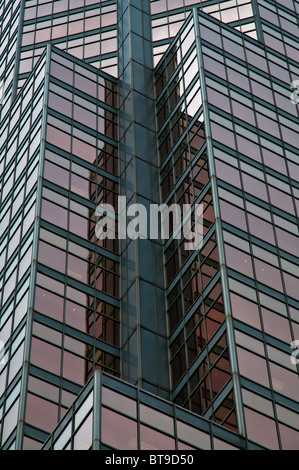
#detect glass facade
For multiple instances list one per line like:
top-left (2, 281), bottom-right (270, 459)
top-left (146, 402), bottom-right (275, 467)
top-left (194, 5), bottom-right (299, 449)
top-left (0, 0), bottom-right (298, 451)
top-left (42, 370), bottom-right (263, 450)
top-left (0, 0), bottom-right (24, 116)
top-left (0, 49), bottom-right (46, 449)
top-left (155, 14), bottom-right (238, 430)
top-left (0, 44), bottom-right (120, 449)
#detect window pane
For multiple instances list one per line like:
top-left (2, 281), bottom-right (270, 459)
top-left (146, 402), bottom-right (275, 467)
top-left (101, 408), bottom-right (137, 450)
top-left (26, 393), bottom-right (58, 432)
top-left (244, 408), bottom-right (279, 449)
top-left (237, 347), bottom-right (269, 387)
top-left (140, 424), bottom-right (175, 451)
top-left (73, 412), bottom-right (93, 450)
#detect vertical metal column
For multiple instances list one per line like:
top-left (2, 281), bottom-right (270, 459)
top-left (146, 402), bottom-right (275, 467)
top-left (11, 0), bottom-right (26, 102)
top-left (117, 0), bottom-right (170, 398)
top-left (251, 0), bottom-right (265, 44)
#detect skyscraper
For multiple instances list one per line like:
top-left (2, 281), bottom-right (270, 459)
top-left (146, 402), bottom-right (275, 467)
top-left (0, 0), bottom-right (298, 451)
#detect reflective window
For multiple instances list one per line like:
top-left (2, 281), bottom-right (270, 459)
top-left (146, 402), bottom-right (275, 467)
top-left (101, 408), bottom-right (138, 450)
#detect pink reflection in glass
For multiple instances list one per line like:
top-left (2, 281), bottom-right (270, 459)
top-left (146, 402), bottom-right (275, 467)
top-left (75, 74), bottom-right (97, 96)
top-left (219, 200), bottom-right (247, 231)
top-left (236, 135), bottom-right (262, 162)
top-left (65, 299), bottom-right (87, 331)
top-left (44, 160), bottom-right (70, 189)
top-left (71, 173), bottom-right (90, 198)
top-left (46, 125), bottom-right (71, 152)
top-left (41, 199), bottom-right (68, 230)
top-left (177, 420), bottom-right (211, 449)
top-left (242, 173), bottom-right (268, 201)
top-left (279, 423), bottom-right (299, 450)
top-left (201, 26), bottom-right (222, 49)
top-left (256, 113), bottom-right (280, 136)
top-left (247, 214), bottom-right (275, 245)
top-left (276, 228), bottom-right (299, 255)
top-left (73, 413), bottom-right (93, 450)
top-left (270, 363), bottom-right (299, 401)
top-left (34, 286), bottom-right (64, 322)
top-left (262, 148), bottom-right (287, 176)
top-left (140, 424), bottom-right (175, 450)
top-left (215, 159), bottom-right (241, 188)
top-left (19, 58), bottom-right (33, 74)
top-left (254, 258), bottom-right (283, 292)
top-left (227, 68), bottom-right (249, 91)
top-left (35, 28), bottom-right (51, 43)
top-left (225, 245), bottom-right (254, 277)
top-left (30, 337), bottom-right (61, 375)
top-left (101, 407), bottom-right (137, 450)
top-left (211, 122), bottom-right (236, 149)
top-left (48, 93), bottom-right (72, 119)
top-left (269, 186), bottom-right (294, 215)
top-left (232, 100), bottom-right (255, 126)
top-left (69, 212), bottom-right (88, 239)
top-left (85, 42), bottom-right (100, 57)
top-left (52, 24), bottom-right (68, 39)
top-left (281, 124), bottom-right (299, 147)
top-left (261, 308), bottom-right (292, 344)
top-left (101, 12), bottom-right (117, 27)
top-left (251, 81), bottom-right (274, 103)
top-left (22, 32), bottom-right (35, 47)
top-left (24, 6), bottom-right (36, 20)
top-left (72, 137), bottom-right (97, 164)
top-left (38, 241), bottom-right (66, 274)
top-left (237, 347), bottom-right (269, 387)
top-left (74, 105), bottom-right (97, 130)
top-left (244, 407), bottom-right (279, 449)
top-left (177, 441), bottom-right (196, 450)
top-left (62, 350), bottom-right (86, 385)
top-left (69, 20), bottom-right (84, 36)
top-left (38, 3), bottom-right (52, 16)
top-left (26, 393), bottom-right (58, 432)
top-left (51, 61), bottom-right (73, 85)
top-left (67, 254), bottom-right (88, 283)
top-left (230, 293), bottom-right (261, 329)
top-left (54, 0), bottom-right (68, 13)
top-left (85, 16), bottom-right (100, 30)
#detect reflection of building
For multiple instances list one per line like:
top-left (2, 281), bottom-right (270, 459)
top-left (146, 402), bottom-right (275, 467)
top-left (85, 95), bottom-right (119, 383)
top-left (0, 0), bottom-right (298, 451)
top-left (42, 369), bottom-right (246, 451)
top-left (0, 44), bottom-right (121, 447)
